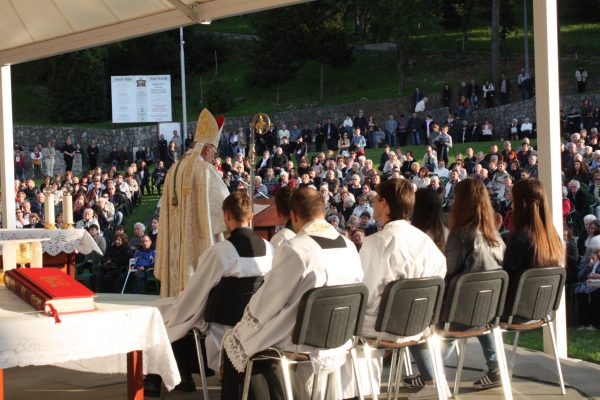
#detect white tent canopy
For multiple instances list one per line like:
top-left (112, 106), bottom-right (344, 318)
top-left (0, 0), bottom-right (306, 65)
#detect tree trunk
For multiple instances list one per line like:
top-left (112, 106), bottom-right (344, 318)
top-left (491, 0), bottom-right (500, 82)
top-left (396, 45), bottom-right (405, 96)
top-left (460, 0), bottom-right (476, 53)
top-left (319, 62), bottom-right (325, 102)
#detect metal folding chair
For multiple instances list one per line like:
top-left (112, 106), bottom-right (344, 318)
top-left (241, 283), bottom-right (369, 400)
top-left (361, 276), bottom-right (448, 400)
top-left (500, 266), bottom-right (566, 394)
top-left (437, 270), bottom-right (512, 400)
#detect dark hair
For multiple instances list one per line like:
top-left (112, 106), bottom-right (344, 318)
top-left (412, 188), bottom-right (447, 251)
top-left (290, 187), bottom-right (325, 221)
top-left (275, 186), bottom-right (296, 219)
top-left (222, 191), bottom-right (252, 222)
top-left (511, 179), bottom-right (564, 267)
top-left (114, 232), bottom-right (128, 245)
top-left (375, 178), bottom-right (414, 221)
top-left (449, 178), bottom-right (499, 246)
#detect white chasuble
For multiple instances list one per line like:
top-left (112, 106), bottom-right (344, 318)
top-left (155, 150), bottom-right (229, 297)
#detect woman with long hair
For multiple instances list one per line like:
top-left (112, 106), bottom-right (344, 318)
top-left (406, 178), bottom-right (506, 394)
top-left (504, 179), bottom-right (564, 281)
top-left (412, 188), bottom-right (447, 251)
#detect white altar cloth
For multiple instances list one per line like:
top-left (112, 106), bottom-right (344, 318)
top-left (0, 228), bottom-right (103, 256)
top-left (0, 289), bottom-right (180, 390)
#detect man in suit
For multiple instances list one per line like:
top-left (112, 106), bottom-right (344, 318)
top-left (255, 150), bottom-right (273, 178)
top-left (322, 117), bottom-right (338, 151)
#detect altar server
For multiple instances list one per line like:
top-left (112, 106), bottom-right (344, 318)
top-left (148, 191), bottom-right (273, 396)
top-left (221, 187), bottom-right (364, 399)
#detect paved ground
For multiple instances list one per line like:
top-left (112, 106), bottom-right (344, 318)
top-left (4, 341), bottom-right (600, 399)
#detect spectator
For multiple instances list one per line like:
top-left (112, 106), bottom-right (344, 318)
top-left (30, 145), bottom-right (43, 179)
top-left (129, 222), bottom-right (146, 251)
top-left (87, 224), bottom-right (107, 254)
top-left (576, 65), bottom-right (589, 93)
top-left (61, 137), bottom-right (76, 172)
top-left (96, 233), bottom-right (132, 293)
top-left (42, 140), bottom-right (56, 178)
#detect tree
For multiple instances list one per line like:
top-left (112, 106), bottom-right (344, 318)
top-left (293, 1), bottom-right (353, 101)
top-left (246, 8), bottom-right (305, 104)
top-left (440, 0), bottom-right (476, 52)
top-left (369, 0), bottom-right (443, 95)
top-left (491, 0), bottom-right (501, 82)
top-left (47, 49), bottom-right (108, 122)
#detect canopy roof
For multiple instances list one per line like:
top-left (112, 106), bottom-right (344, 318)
top-left (0, 0), bottom-right (306, 65)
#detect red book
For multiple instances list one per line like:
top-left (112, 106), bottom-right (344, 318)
top-left (4, 268), bottom-right (95, 315)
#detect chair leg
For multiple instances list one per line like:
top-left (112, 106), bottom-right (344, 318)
top-left (545, 323), bottom-right (566, 395)
top-left (192, 330), bottom-right (209, 400)
top-left (491, 327), bottom-right (513, 400)
top-left (363, 344), bottom-right (379, 400)
top-left (427, 336), bottom-right (448, 400)
top-left (386, 350), bottom-right (398, 399)
top-left (403, 347), bottom-right (413, 376)
top-left (350, 347), bottom-right (365, 400)
top-left (508, 331), bottom-right (521, 380)
top-left (392, 348), bottom-right (405, 400)
top-left (453, 339), bottom-right (466, 398)
top-left (280, 357), bottom-right (295, 400)
top-left (241, 359), bottom-right (254, 400)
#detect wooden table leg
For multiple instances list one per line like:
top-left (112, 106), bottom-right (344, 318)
top-left (127, 350), bottom-right (143, 400)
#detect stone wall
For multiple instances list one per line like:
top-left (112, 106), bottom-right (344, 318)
top-left (12, 91), bottom-right (600, 174)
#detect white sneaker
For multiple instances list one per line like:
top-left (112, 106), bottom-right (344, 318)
top-left (407, 383), bottom-right (451, 400)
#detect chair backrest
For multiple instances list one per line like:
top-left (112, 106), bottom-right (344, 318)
top-left (204, 276), bottom-right (264, 326)
top-left (375, 276), bottom-right (445, 338)
top-left (292, 283), bottom-right (369, 349)
top-left (441, 270), bottom-right (509, 331)
top-left (504, 266), bottom-right (566, 325)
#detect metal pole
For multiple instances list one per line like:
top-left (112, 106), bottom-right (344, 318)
top-left (180, 27), bottom-right (188, 150)
top-left (0, 65), bottom-right (16, 228)
top-left (524, 0), bottom-right (530, 75)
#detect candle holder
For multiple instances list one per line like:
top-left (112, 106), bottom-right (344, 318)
top-left (43, 187), bottom-right (57, 230)
top-left (61, 223), bottom-right (74, 229)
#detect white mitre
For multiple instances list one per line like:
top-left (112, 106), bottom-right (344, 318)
top-left (195, 108), bottom-right (224, 148)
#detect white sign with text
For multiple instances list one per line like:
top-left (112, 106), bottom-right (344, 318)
top-left (111, 75), bottom-right (172, 123)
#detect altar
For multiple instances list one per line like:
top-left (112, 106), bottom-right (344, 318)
top-left (0, 229), bottom-right (103, 277)
top-left (0, 289), bottom-right (180, 399)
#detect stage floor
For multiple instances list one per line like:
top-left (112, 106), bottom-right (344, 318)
top-left (5, 342), bottom-right (600, 399)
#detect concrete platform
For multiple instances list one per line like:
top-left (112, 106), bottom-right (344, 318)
top-left (4, 341), bottom-right (600, 399)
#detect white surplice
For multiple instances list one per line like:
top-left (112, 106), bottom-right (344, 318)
top-left (342, 219), bottom-right (446, 397)
top-left (269, 226), bottom-right (296, 250)
top-left (223, 220), bottom-right (364, 397)
top-left (154, 236), bottom-right (273, 371)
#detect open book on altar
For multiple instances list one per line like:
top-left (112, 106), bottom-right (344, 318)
top-left (3, 268), bottom-right (95, 316)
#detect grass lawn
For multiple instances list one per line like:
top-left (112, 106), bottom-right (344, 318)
top-left (123, 191), bottom-right (160, 238)
top-left (504, 328), bottom-right (600, 364)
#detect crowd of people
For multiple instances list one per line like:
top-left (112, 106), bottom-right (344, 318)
top-left (10, 90), bottom-right (600, 397)
top-left (13, 140), bottom-right (160, 294)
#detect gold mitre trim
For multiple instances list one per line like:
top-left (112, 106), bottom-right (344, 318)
top-left (194, 108), bottom-right (223, 148)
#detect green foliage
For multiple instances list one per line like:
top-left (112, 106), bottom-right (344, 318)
top-left (205, 80), bottom-right (233, 113)
top-left (47, 49), bottom-right (108, 123)
top-left (245, 7), bottom-right (305, 91)
top-left (184, 28), bottom-right (232, 74)
top-left (105, 31), bottom-right (179, 76)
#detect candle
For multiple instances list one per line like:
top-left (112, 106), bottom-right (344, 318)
top-left (44, 191), bottom-right (55, 227)
top-left (63, 192), bottom-right (74, 225)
